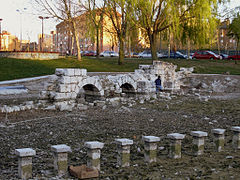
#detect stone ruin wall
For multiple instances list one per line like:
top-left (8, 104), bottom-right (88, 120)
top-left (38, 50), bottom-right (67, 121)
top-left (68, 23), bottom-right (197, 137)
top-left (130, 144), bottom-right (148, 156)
top-left (39, 61), bottom-right (193, 111)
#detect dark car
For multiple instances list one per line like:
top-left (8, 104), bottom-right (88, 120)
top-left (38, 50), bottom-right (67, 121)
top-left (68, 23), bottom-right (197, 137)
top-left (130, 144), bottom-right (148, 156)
top-left (192, 51), bottom-right (220, 60)
top-left (171, 51), bottom-right (187, 59)
top-left (228, 55), bottom-right (240, 60)
top-left (85, 51), bottom-right (96, 56)
top-left (160, 51), bottom-right (187, 59)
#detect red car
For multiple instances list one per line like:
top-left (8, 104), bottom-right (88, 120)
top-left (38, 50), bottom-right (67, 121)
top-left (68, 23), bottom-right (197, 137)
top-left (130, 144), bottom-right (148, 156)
top-left (228, 55), bottom-right (240, 60)
top-left (84, 51), bottom-right (96, 56)
top-left (192, 51), bottom-right (220, 60)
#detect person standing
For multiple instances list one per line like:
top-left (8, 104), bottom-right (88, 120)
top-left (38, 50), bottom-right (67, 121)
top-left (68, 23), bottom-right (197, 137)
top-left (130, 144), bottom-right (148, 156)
top-left (155, 76), bottom-right (163, 93)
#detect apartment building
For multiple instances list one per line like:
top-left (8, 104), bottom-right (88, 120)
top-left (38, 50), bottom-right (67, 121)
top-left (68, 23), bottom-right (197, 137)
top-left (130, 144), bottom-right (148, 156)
top-left (55, 12), bottom-right (119, 55)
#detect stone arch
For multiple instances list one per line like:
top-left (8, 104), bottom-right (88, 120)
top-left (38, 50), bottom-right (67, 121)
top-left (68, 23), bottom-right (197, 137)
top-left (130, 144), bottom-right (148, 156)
top-left (119, 76), bottom-right (137, 90)
top-left (78, 78), bottom-right (104, 102)
top-left (78, 84), bottom-right (102, 102)
top-left (120, 83), bottom-right (136, 97)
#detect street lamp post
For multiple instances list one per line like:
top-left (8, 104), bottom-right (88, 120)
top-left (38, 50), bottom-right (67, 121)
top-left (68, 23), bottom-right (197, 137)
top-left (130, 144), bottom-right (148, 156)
top-left (0, 18), bottom-right (2, 51)
top-left (16, 8), bottom-right (27, 51)
top-left (38, 16), bottom-right (49, 52)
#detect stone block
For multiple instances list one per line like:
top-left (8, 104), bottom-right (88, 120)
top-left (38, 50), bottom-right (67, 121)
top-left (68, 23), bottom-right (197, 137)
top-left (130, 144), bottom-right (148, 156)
top-left (142, 136), bottom-right (160, 143)
top-left (232, 126), bottom-right (240, 132)
top-left (85, 141), bottom-right (104, 171)
top-left (142, 137), bottom-right (159, 163)
top-left (15, 148), bottom-right (36, 179)
top-left (115, 138), bottom-right (133, 146)
top-left (64, 69), bottom-right (75, 76)
top-left (212, 129), bottom-right (225, 135)
top-left (191, 131), bottom-right (207, 156)
top-left (212, 129), bottom-right (225, 152)
top-left (51, 144), bottom-right (71, 153)
top-left (55, 101), bottom-right (74, 111)
top-left (167, 133), bottom-right (185, 140)
top-left (75, 69), bottom-right (87, 76)
top-left (190, 131), bottom-right (208, 137)
top-left (54, 93), bottom-right (67, 100)
top-left (59, 76), bottom-right (71, 84)
top-left (77, 104), bottom-right (88, 110)
top-left (69, 165), bottom-right (99, 179)
top-left (85, 141), bottom-right (104, 149)
top-left (51, 144), bottom-right (71, 176)
top-left (55, 68), bottom-right (65, 76)
top-left (94, 100), bottom-right (105, 107)
top-left (70, 77), bottom-right (78, 84)
top-left (15, 148), bottom-right (36, 157)
top-left (232, 126), bottom-right (240, 150)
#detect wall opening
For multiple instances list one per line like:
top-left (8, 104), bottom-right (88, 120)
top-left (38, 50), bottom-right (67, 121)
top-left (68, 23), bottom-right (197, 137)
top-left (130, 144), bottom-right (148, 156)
top-left (78, 84), bottom-right (101, 103)
top-left (120, 83), bottom-right (136, 97)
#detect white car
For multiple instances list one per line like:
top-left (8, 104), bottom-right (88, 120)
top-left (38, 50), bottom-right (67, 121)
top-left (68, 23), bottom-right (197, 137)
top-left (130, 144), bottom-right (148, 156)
top-left (100, 51), bottom-right (119, 57)
top-left (138, 50), bottom-right (162, 58)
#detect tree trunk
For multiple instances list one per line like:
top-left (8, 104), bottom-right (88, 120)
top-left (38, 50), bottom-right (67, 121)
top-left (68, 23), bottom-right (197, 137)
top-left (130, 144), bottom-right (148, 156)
top-left (96, 26), bottom-right (100, 58)
top-left (149, 32), bottom-right (157, 61)
top-left (187, 37), bottom-right (190, 59)
top-left (118, 33), bottom-right (124, 65)
top-left (72, 21), bottom-right (81, 61)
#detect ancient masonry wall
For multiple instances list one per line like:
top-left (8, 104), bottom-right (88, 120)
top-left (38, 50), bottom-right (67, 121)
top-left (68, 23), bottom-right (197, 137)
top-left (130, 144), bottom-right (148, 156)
top-left (38, 61), bottom-right (193, 111)
top-left (14, 126), bottom-right (240, 179)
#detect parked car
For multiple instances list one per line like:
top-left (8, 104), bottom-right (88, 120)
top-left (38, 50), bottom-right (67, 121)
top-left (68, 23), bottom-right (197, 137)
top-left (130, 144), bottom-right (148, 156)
top-left (160, 51), bottom-right (187, 59)
top-left (220, 53), bottom-right (228, 59)
top-left (138, 50), bottom-right (162, 58)
top-left (192, 51), bottom-right (220, 60)
top-left (85, 51), bottom-right (96, 56)
top-left (100, 51), bottom-right (119, 57)
top-left (132, 52), bottom-right (139, 58)
top-left (228, 55), bottom-right (240, 60)
top-left (170, 51), bottom-right (187, 59)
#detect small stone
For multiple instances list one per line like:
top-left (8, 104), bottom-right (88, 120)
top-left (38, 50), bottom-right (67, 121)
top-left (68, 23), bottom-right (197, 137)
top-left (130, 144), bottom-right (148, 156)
top-left (159, 146), bottom-right (165, 150)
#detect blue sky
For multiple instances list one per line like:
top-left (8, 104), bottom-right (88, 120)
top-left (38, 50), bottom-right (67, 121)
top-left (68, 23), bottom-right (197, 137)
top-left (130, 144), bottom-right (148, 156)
top-left (0, 0), bottom-right (239, 42)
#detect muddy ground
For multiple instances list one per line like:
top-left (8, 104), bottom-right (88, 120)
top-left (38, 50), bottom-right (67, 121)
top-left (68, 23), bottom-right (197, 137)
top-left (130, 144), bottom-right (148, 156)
top-left (0, 95), bottom-right (240, 180)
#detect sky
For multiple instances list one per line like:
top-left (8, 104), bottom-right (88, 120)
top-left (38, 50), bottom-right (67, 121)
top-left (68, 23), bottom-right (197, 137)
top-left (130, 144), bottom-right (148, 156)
top-left (0, 0), bottom-right (239, 42)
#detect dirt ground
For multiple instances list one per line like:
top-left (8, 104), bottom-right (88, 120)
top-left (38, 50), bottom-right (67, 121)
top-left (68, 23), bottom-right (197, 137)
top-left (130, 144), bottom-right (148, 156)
top-left (0, 95), bottom-right (240, 180)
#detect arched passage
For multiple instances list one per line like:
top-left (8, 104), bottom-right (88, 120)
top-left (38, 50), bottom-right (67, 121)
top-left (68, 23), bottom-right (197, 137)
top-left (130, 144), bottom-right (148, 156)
top-left (78, 84), bottom-right (102, 102)
top-left (120, 83), bottom-right (136, 97)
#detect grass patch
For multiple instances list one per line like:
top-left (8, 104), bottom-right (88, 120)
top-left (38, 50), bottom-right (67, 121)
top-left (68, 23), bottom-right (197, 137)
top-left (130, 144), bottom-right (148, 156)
top-left (0, 57), bottom-right (239, 81)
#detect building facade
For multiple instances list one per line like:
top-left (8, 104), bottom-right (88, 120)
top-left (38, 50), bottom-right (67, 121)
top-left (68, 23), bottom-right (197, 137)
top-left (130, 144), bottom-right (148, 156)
top-left (55, 12), bottom-right (119, 55)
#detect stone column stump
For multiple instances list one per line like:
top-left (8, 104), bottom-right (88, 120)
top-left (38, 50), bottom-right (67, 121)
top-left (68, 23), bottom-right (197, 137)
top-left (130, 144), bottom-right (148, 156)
top-left (115, 138), bottom-right (133, 167)
top-left (15, 148), bottom-right (36, 179)
top-left (51, 144), bottom-right (71, 176)
top-left (211, 129), bottom-right (226, 152)
top-left (190, 131), bottom-right (208, 156)
top-left (142, 136), bottom-right (160, 163)
top-left (231, 126), bottom-right (240, 150)
top-left (167, 133), bottom-right (185, 159)
top-left (84, 141), bottom-right (104, 171)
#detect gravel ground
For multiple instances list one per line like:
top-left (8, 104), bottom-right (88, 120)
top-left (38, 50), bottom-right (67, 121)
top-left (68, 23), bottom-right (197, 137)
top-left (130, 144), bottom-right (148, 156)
top-left (0, 95), bottom-right (240, 179)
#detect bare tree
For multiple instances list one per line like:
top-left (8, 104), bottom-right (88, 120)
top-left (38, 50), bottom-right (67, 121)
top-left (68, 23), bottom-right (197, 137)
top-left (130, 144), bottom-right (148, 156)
top-left (104, 0), bottom-right (134, 65)
top-left (83, 0), bottom-right (106, 58)
top-left (34, 0), bottom-right (83, 60)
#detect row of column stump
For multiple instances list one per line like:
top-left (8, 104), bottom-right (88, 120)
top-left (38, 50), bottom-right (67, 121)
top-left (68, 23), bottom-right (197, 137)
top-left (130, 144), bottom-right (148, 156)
top-left (15, 127), bottom-right (240, 179)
